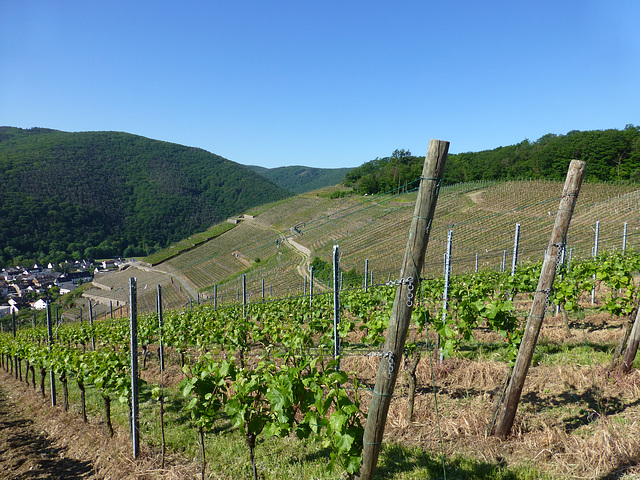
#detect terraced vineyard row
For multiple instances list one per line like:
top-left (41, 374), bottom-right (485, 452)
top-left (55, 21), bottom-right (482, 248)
top-left (4, 248), bottom-right (640, 478)
top-left (115, 179), bottom-right (640, 316)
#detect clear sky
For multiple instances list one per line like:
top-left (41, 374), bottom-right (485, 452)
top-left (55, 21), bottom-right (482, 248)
top-left (2, 1), bottom-right (639, 169)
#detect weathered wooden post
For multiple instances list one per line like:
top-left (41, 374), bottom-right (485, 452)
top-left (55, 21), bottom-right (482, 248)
top-left (511, 223), bottom-right (521, 276)
top-left (492, 160), bottom-right (585, 440)
top-left (242, 274), bottom-right (247, 318)
top-left (591, 220), bottom-right (600, 304)
top-left (621, 306), bottom-right (640, 373)
top-left (310, 265), bottom-right (315, 308)
top-left (12, 310), bottom-right (17, 379)
top-left (359, 139), bottom-right (449, 480)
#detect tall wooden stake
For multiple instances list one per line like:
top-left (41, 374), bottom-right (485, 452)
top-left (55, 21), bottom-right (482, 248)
top-left (359, 139), bottom-right (449, 480)
top-left (493, 160), bottom-right (585, 440)
top-left (621, 304), bottom-right (640, 373)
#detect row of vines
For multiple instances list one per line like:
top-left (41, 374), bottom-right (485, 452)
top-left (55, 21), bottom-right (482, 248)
top-left (2, 249), bottom-right (640, 478)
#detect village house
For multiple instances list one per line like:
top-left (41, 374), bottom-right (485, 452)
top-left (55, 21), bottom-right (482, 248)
top-left (32, 298), bottom-right (48, 310)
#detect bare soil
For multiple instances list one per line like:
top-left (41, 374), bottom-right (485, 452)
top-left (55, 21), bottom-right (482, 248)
top-left (0, 371), bottom-right (198, 480)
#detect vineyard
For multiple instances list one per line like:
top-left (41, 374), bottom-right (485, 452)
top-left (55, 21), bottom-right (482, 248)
top-left (4, 159), bottom-right (640, 478)
top-left (151, 178), bottom-right (640, 313)
top-left (3, 244), bottom-right (640, 478)
top-left (53, 177), bottom-right (640, 321)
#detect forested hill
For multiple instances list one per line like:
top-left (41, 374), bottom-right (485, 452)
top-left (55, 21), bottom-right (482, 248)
top-left (248, 165), bottom-right (353, 193)
top-left (345, 126), bottom-right (640, 194)
top-left (0, 127), bottom-right (290, 266)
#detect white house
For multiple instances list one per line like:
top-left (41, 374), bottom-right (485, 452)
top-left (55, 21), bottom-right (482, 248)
top-left (33, 299), bottom-right (48, 310)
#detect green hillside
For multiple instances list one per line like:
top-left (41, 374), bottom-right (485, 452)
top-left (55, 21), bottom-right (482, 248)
top-left (345, 126), bottom-right (640, 194)
top-left (112, 178), bottom-right (640, 314)
top-left (0, 127), bottom-right (290, 267)
top-left (248, 164), bottom-right (353, 193)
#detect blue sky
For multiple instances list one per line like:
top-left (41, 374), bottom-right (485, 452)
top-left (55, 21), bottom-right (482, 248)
top-left (1, 1), bottom-right (639, 169)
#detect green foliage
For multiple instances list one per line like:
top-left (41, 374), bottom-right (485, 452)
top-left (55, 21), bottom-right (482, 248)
top-left (310, 256), bottom-right (364, 289)
top-left (345, 149), bottom-right (423, 195)
top-left (248, 165), bottom-right (354, 194)
top-left (317, 188), bottom-right (355, 199)
top-left (345, 126), bottom-right (640, 194)
top-left (0, 127), bottom-right (290, 267)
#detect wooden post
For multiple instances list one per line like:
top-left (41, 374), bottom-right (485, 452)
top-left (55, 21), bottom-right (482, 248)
top-left (493, 160), bottom-right (585, 440)
top-left (310, 266), bottom-right (314, 308)
top-left (242, 274), bottom-right (247, 318)
top-left (621, 305), bottom-right (640, 373)
top-left (365, 259), bottom-right (369, 292)
top-left (359, 139), bottom-right (449, 480)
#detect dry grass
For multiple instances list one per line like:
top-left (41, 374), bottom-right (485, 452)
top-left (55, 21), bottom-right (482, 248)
top-left (4, 310), bottom-right (640, 479)
top-left (337, 314), bottom-right (640, 479)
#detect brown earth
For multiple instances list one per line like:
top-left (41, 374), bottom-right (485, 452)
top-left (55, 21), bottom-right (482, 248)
top-left (0, 371), bottom-right (198, 480)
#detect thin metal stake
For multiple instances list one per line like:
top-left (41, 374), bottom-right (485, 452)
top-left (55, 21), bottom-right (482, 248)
top-left (333, 245), bottom-right (341, 370)
top-left (46, 303), bottom-right (56, 407)
top-left (511, 223), bottom-right (521, 276)
top-left (129, 277), bottom-right (140, 459)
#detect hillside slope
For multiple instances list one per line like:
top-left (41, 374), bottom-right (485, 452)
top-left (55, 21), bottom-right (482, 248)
top-left (248, 165), bottom-right (353, 193)
top-left (111, 179), bottom-right (640, 313)
top-left (0, 127), bottom-right (290, 266)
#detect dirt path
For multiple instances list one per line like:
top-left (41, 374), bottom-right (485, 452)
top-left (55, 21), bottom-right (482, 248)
top-left (285, 236), bottom-right (312, 279)
top-left (0, 371), bottom-right (198, 479)
top-left (244, 214), bottom-right (325, 289)
top-left (0, 382), bottom-right (94, 479)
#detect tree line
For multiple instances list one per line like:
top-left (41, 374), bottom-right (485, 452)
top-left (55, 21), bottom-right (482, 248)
top-left (345, 125), bottom-right (640, 194)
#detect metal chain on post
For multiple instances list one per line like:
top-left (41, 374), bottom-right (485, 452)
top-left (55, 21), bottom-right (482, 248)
top-left (360, 139), bottom-right (449, 480)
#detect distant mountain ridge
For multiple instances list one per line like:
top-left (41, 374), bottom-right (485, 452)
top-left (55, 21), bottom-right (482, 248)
top-left (0, 127), bottom-right (290, 266)
top-left (247, 165), bottom-right (353, 193)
